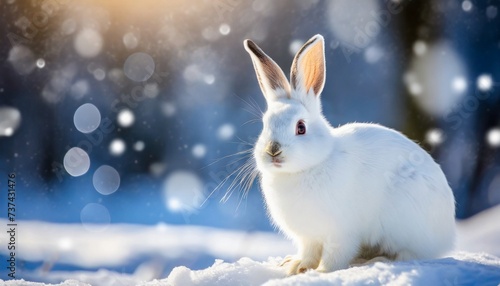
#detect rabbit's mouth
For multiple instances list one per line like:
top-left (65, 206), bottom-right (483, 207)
top-left (271, 157), bottom-right (283, 167)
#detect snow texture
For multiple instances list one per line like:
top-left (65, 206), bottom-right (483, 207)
top-left (4, 253), bottom-right (499, 286)
top-left (1, 205), bottom-right (500, 286)
top-left (159, 252), bottom-right (500, 286)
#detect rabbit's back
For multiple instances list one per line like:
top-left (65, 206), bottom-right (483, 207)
top-left (334, 123), bottom-right (455, 258)
top-left (333, 123), bottom-right (453, 196)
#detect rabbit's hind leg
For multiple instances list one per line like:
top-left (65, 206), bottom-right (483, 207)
top-left (350, 244), bottom-right (396, 267)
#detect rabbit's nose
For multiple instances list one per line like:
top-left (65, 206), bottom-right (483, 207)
top-left (265, 141), bottom-right (282, 157)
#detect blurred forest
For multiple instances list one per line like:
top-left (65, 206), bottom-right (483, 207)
top-left (1, 0), bottom-right (500, 234)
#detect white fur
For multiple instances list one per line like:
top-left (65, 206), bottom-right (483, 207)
top-left (244, 35), bottom-right (456, 274)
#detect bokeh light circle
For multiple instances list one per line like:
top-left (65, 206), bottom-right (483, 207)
top-left (134, 141), bottom-right (145, 152)
top-left (109, 138), bottom-right (126, 156)
top-left (123, 32), bottom-right (139, 49)
top-left (486, 128), bottom-right (500, 147)
top-left (217, 124), bottom-right (235, 140)
top-left (425, 128), bottom-right (444, 146)
top-left (0, 107), bottom-right (21, 137)
top-left (7, 45), bottom-right (36, 75)
top-left (63, 147), bottom-right (91, 177)
top-left (74, 103), bottom-right (101, 133)
top-left (117, 109), bottom-right (135, 127)
top-left (477, 74), bottom-right (493, 92)
top-left (123, 52), bottom-right (155, 82)
top-left (406, 41), bottom-right (467, 116)
top-left (80, 203), bottom-right (111, 232)
top-left (163, 171), bottom-right (205, 213)
top-left (93, 165), bottom-right (121, 195)
top-left (74, 28), bottom-right (103, 58)
top-left (192, 144), bottom-right (207, 158)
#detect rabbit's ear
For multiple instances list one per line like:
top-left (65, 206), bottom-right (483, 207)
top-left (244, 39), bottom-right (291, 102)
top-left (290, 35), bottom-right (325, 97)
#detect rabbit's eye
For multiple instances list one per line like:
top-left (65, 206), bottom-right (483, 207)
top-left (296, 120), bottom-right (306, 135)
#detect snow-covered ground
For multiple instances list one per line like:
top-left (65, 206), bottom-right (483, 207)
top-left (161, 252), bottom-right (500, 286)
top-left (1, 205), bottom-right (500, 285)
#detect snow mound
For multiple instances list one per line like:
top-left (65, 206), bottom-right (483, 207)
top-left (147, 257), bottom-right (285, 286)
top-left (148, 252), bottom-right (500, 286)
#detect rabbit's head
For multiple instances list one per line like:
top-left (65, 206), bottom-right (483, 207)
top-left (244, 35), bottom-right (334, 174)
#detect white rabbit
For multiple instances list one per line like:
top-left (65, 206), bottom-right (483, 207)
top-left (243, 34), bottom-right (456, 275)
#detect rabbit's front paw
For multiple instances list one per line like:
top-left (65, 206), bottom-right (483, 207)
top-left (280, 255), bottom-right (319, 275)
